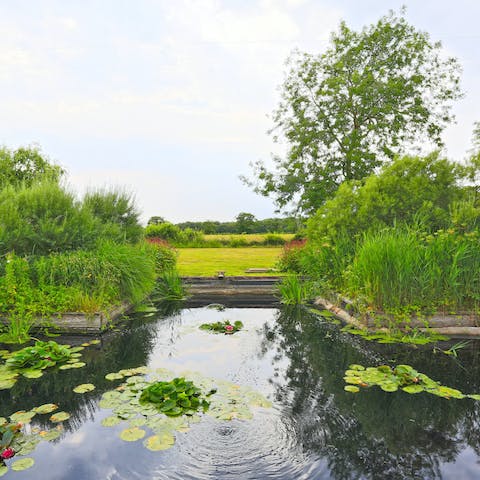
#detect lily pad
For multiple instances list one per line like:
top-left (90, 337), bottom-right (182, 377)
top-left (69, 362), bottom-right (86, 369)
top-left (144, 432), bottom-right (175, 451)
top-left (0, 417), bottom-right (7, 426)
top-left (0, 465), bottom-right (8, 477)
top-left (50, 411), bottom-right (70, 423)
top-left (73, 383), bottom-right (96, 394)
top-left (120, 427), bottom-right (146, 442)
top-left (11, 458), bottom-right (35, 471)
top-left (344, 385), bottom-right (360, 393)
top-left (34, 403), bottom-right (58, 414)
top-left (0, 378), bottom-right (16, 390)
top-left (21, 369), bottom-right (43, 379)
top-left (105, 372), bottom-right (124, 381)
top-left (10, 410), bottom-right (36, 424)
top-left (101, 416), bottom-right (122, 427)
top-left (39, 429), bottom-right (62, 441)
top-left (58, 364), bottom-right (75, 370)
top-left (402, 385), bottom-right (424, 394)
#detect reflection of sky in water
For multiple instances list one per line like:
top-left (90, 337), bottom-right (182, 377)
top-left (3, 306), bottom-right (480, 479)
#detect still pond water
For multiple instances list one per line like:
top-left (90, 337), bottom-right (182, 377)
top-left (2, 306), bottom-right (480, 480)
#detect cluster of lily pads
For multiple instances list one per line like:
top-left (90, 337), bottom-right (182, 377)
top-left (344, 363), bottom-right (480, 400)
top-left (0, 402), bottom-right (72, 476)
top-left (99, 365), bottom-right (272, 451)
top-left (140, 377), bottom-right (214, 416)
top-left (341, 325), bottom-right (448, 345)
top-left (199, 320), bottom-right (244, 335)
top-left (0, 339), bottom-right (99, 390)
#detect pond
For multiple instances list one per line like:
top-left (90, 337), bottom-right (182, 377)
top-left (1, 306), bottom-right (480, 479)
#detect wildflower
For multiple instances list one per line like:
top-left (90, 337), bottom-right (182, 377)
top-left (0, 447), bottom-right (15, 459)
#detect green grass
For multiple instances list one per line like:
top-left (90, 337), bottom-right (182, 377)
top-left (204, 233), bottom-right (294, 243)
top-left (177, 248), bottom-right (282, 276)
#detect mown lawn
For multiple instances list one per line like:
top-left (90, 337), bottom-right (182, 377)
top-left (177, 248), bottom-right (283, 276)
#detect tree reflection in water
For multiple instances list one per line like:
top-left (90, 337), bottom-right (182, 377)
top-left (261, 306), bottom-right (480, 479)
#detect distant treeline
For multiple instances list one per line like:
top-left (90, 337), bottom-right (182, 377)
top-left (148, 213), bottom-right (301, 234)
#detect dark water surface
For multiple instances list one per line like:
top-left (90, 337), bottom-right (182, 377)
top-left (2, 306), bottom-right (480, 479)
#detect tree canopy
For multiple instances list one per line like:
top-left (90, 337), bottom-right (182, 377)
top-left (245, 10), bottom-right (462, 215)
top-left (0, 146), bottom-right (64, 188)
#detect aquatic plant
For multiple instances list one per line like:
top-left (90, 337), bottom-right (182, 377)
top-left (0, 402), bottom-right (72, 475)
top-left (100, 366), bottom-right (272, 451)
top-left (341, 324), bottom-right (448, 345)
top-left (140, 377), bottom-right (214, 416)
top-left (0, 339), bottom-right (100, 391)
top-left (6, 341), bottom-right (82, 370)
top-left (344, 363), bottom-right (480, 400)
top-left (199, 320), bottom-right (244, 335)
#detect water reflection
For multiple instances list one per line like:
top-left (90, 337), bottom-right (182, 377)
top-left (264, 306), bottom-right (480, 479)
top-left (1, 306), bottom-right (480, 479)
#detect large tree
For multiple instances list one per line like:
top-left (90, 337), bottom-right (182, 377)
top-left (245, 10), bottom-right (462, 215)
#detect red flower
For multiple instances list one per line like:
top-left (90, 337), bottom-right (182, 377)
top-left (225, 325), bottom-right (234, 332)
top-left (1, 447), bottom-right (15, 459)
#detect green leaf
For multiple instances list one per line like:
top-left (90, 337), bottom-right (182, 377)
top-left (11, 458), bottom-right (35, 471)
top-left (34, 403), bottom-right (58, 414)
top-left (73, 383), bottom-right (96, 394)
top-left (144, 432), bottom-right (175, 451)
top-left (50, 411), bottom-right (70, 423)
top-left (344, 385), bottom-right (360, 393)
top-left (101, 416), bottom-right (122, 427)
top-left (120, 427), bottom-right (146, 442)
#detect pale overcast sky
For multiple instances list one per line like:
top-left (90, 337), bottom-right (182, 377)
top-left (1, 0), bottom-right (479, 223)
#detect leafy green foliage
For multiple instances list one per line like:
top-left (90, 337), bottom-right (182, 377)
top-left (344, 364), bottom-right (480, 400)
top-left (98, 366), bottom-right (272, 451)
top-left (199, 320), bottom-right (244, 334)
top-left (341, 325), bottom-right (448, 345)
top-left (245, 10), bottom-right (462, 214)
top-left (153, 270), bottom-right (187, 302)
top-left (82, 188), bottom-right (143, 244)
top-left (140, 377), bottom-right (213, 416)
top-left (0, 146), bottom-right (63, 189)
top-left (276, 275), bottom-right (312, 305)
top-left (307, 153), bottom-right (471, 241)
top-left (6, 341), bottom-right (80, 370)
top-left (0, 180), bottom-right (97, 257)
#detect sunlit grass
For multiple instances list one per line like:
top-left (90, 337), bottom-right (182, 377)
top-left (204, 233), bottom-right (294, 244)
top-left (177, 248), bottom-right (283, 276)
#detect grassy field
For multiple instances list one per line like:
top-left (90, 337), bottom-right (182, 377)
top-left (177, 247), bottom-right (283, 276)
top-left (204, 233), bottom-right (294, 243)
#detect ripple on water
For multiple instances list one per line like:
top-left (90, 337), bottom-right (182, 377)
top-left (137, 409), bottom-right (316, 480)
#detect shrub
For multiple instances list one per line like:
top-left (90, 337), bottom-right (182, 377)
top-left (277, 239), bottom-right (306, 273)
top-left (82, 188), bottom-right (143, 243)
top-left (146, 239), bottom-right (178, 274)
top-left (0, 181), bottom-right (97, 256)
top-left (263, 234), bottom-right (286, 246)
top-left (307, 153), bottom-right (470, 242)
top-left (144, 222), bottom-right (182, 242)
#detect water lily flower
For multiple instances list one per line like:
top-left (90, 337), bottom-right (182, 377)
top-left (1, 447), bottom-right (15, 459)
top-left (225, 325), bottom-right (234, 332)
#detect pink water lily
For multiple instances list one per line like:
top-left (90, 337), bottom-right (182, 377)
top-left (225, 325), bottom-right (234, 332)
top-left (1, 447), bottom-right (15, 459)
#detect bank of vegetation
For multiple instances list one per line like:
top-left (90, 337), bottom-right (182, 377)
top-left (0, 146), bottom-right (176, 343)
top-left (278, 153), bottom-right (480, 321)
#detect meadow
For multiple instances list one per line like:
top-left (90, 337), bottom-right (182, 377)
top-left (176, 247), bottom-right (282, 276)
